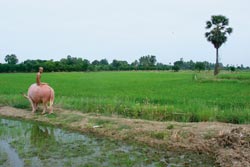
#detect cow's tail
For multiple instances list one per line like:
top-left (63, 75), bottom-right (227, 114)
top-left (23, 93), bottom-right (29, 99)
top-left (23, 93), bottom-right (32, 103)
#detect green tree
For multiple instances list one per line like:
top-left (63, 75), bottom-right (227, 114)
top-left (195, 62), bottom-right (205, 72)
top-left (43, 60), bottom-right (56, 72)
top-left (139, 55), bottom-right (156, 69)
top-left (205, 15), bottom-right (233, 75)
top-left (99, 59), bottom-right (109, 65)
top-left (131, 60), bottom-right (139, 70)
top-left (92, 60), bottom-right (100, 66)
top-left (111, 60), bottom-right (129, 70)
top-left (172, 65), bottom-right (180, 72)
top-left (4, 54), bottom-right (18, 64)
top-left (229, 66), bottom-right (236, 72)
top-left (173, 58), bottom-right (184, 70)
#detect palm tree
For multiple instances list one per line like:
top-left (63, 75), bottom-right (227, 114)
top-left (205, 15), bottom-right (233, 75)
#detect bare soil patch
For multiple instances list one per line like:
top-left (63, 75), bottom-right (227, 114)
top-left (0, 106), bottom-right (249, 166)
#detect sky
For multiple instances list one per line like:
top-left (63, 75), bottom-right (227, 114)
top-left (0, 0), bottom-right (249, 66)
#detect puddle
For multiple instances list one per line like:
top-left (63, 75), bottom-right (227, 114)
top-left (0, 118), bottom-right (215, 167)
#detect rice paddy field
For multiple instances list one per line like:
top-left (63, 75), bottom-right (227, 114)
top-left (0, 71), bottom-right (250, 124)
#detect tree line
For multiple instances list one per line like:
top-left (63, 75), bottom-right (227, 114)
top-left (0, 54), bottom-right (248, 73)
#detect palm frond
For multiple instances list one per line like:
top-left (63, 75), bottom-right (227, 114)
top-left (226, 27), bottom-right (233, 34)
top-left (206, 21), bottom-right (212, 29)
top-left (205, 32), bottom-right (210, 37)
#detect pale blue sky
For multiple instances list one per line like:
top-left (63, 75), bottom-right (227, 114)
top-left (0, 0), bottom-right (249, 66)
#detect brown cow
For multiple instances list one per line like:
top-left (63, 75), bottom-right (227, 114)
top-left (23, 83), bottom-right (54, 114)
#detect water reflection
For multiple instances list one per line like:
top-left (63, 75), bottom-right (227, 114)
top-left (30, 125), bottom-right (56, 148)
top-left (0, 118), bottom-right (215, 167)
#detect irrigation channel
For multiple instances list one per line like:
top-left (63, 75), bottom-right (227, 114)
top-left (0, 117), bottom-right (215, 167)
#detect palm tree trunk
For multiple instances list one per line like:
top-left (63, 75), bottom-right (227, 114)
top-left (214, 48), bottom-right (219, 75)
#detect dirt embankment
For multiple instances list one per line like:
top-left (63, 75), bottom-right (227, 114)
top-left (0, 106), bottom-right (250, 167)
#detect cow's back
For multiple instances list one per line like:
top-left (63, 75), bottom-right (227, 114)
top-left (28, 84), bottom-right (54, 103)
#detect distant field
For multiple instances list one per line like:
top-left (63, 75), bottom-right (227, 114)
top-left (0, 71), bottom-right (250, 123)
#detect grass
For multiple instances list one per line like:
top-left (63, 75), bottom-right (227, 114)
top-left (0, 71), bottom-right (250, 124)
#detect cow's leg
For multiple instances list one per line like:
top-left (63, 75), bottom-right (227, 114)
top-left (34, 103), bottom-right (38, 111)
top-left (27, 98), bottom-right (36, 113)
top-left (48, 99), bottom-right (54, 114)
top-left (49, 105), bottom-right (53, 114)
top-left (42, 102), bottom-right (48, 114)
top-left (31, 102), bottom-right (36, 113)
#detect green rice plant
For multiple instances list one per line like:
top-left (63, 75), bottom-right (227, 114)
top-left (218, 72), bottom-right (250, 81)
top-left (1, 71), bottom-right (250, 123)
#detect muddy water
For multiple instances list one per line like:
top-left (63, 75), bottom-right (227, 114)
top-left (0, 118), bottom-right (215, 167)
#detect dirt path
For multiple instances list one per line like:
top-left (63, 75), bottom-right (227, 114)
top-left (0, 106), bottom-right (249, 166)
